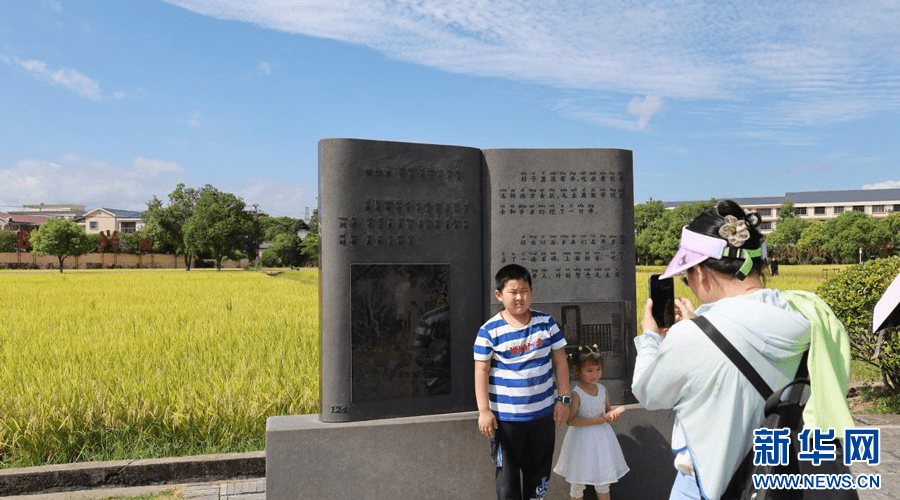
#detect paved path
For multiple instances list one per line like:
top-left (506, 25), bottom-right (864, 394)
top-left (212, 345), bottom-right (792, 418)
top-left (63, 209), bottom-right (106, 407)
top-left (5, 415), bottom-right (900, 499)
top-left (2, 480), bottom-right (267, 500)
top-left (850, 414), bottom-right (900, 500)
top-left (182, 479), bottom-right (266, 500)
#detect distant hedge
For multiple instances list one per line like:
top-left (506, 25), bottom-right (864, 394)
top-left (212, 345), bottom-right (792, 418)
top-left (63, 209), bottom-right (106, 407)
top-left (819, 256), bottom-right (900, 391)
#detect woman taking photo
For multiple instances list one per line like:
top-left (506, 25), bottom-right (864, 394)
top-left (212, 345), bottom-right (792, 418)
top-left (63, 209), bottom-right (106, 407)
top-left (631, 200), bottom-right (854, 500)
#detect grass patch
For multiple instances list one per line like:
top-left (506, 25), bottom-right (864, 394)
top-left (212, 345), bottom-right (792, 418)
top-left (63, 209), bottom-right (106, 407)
top-left (98, 488), bottom-right (181, 500)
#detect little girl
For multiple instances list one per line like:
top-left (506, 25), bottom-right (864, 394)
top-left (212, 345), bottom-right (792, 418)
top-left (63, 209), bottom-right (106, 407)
top-left (553, 345), bottom-right (630, 500)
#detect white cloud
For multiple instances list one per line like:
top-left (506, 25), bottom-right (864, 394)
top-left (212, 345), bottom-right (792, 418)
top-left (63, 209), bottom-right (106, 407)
top-left (0, 155), bottom-right (186, 211)
top-left (15, 58), bottom-right (103, 100)
top-left (627, 96), bottom-right (663, 130)
top-left (8, 57), bottom-right (139, 101)
top-left (160, 0), bottom-right (900, 128)
top-left (862, 180), bottom-right (900, 189)
top-left (187, 112), bottom-right (202, 129)
top-left (134, 157), bottom-right (184, 176)
top-left (258, 61), bottom-right (272, 76)
top-left (45, 0), bottom-right (62, 13)
top-left (0, 155), bottom-right (315, 218)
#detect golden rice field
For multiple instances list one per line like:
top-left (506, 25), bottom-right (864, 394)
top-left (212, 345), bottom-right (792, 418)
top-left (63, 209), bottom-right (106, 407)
top-left (1, 265), bottom-right (877, 468)
top-left (0, 269), bottom-right (319, 468)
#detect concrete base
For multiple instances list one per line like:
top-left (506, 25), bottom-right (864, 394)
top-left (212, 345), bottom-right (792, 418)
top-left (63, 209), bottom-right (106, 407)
top-left (266, 404), bottom-right (676, 500)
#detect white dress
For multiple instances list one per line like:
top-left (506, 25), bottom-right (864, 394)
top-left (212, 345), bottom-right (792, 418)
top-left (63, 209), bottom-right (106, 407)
top-left (553, 383), bottom-right (630, 486)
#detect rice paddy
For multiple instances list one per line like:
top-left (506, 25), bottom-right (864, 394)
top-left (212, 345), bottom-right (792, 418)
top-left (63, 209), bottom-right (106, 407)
top-left (0, 269), bottom-right (319, 468)
top-left (0, 264), bottom-right (878, 468)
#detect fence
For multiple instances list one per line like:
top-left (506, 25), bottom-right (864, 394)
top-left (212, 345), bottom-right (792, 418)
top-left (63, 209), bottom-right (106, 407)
top-left (0, 252), bottom-right (250, 270)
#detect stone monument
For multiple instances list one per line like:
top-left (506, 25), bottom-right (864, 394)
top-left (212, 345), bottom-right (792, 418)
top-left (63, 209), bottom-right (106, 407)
top-left (267, 139), bottom-right (673, 500)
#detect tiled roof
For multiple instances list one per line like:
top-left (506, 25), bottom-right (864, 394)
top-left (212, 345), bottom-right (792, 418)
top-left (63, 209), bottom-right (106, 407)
top-left (660, 189), bottom-right (900, 208)
top-left (661, 196), bottom-right (784, 208)
top-left (98, 208), bottom-right (144, 219)
top-left (0, 213), bottom-right (48, 224)
top-left (784, 188), bottom-right (900, 204)
top-left (723, 196), bottom-right (786, 206)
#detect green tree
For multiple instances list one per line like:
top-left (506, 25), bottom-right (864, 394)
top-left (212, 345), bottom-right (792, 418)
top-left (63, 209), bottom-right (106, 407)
top-left (824, 211), bottom-right (890, 263)
top-left (299, 209), bottom-right (319, 266)
top-left (882, 212), bottom-right (900, 250)
top-left (30, 218), bottom-right (93, 273)
top-left (635, 215), bottom-right (679, 265)
top-left (118, 231), bottom-right (143, 254)
top-left (261, 233), bottom-right (301, 267)
top-left (633, 199), bottom-right (714, 265)
top-left (777, 199), bottom-right (795, 221)
top-left (260, 215), bottom-right (307, 242)
top-left (244, 212), bottom-right (263, 264)
top-left (767, 217), bottom-right (813, 263)
top-left (797, 220), bottom-right (830, 263)
top-left (0, 230), bottom-right (15, 252)
top-left (183, 188), bottom-right (255, 271)
top-left (143, 184), bottom-right (206, 270)
top-left (767, 217), bottom-right (812, 248)
top-left (633, 200), bottom-right (666, 236)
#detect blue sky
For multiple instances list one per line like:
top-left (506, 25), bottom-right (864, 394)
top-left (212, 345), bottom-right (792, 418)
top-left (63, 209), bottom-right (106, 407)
top-left (2, 0), bottom-right (899, 218)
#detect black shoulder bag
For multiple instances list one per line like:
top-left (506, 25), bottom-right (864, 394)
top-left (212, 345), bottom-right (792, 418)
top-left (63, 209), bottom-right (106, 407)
top-left (692, 316), bottom-right (858, 500)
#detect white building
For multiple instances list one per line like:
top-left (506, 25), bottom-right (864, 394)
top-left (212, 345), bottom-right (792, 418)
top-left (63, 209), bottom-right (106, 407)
top-left (82, 208), bottom-right (146, 234)
top-left (661, 188), bottom-right (900, 234)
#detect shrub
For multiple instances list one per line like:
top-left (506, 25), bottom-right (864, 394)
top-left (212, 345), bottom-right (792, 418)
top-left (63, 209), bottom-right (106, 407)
top-left (0, 230), bottom-right (16, 252)
top-left (260, 247), bottom-right (282, 267)
top-left (818, 256), bottom-right (900, 391)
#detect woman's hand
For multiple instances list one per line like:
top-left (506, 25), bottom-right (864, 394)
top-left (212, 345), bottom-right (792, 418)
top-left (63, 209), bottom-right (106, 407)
top-left (674, 297), bottom-right (697, 322)
top-left (641, 299), bottom-right (669, 338)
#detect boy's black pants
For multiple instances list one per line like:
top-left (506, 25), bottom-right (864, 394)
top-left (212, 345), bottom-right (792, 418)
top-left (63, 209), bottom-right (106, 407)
top-left (491, 414), bottom-right (555, 500)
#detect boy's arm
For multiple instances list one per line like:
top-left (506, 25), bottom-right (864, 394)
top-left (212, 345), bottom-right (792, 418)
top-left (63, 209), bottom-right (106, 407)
top-left (474, 359), bottom-right (496, 438)
top-left (551, 347), bottom-right (571, 427)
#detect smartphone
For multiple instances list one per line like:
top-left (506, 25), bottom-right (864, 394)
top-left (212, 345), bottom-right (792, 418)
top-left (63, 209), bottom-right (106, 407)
top-left (649, 274), bottom-right (675, 328)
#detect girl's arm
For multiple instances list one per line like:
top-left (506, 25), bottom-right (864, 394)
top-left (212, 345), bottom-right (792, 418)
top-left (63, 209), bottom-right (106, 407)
top-left (604, 390), bottom-right (625, 424)
top-left (565, 391), bottom-right (608, 427)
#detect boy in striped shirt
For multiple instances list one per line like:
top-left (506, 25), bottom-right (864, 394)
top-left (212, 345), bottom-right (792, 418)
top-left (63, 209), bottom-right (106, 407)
top-left (474, 264), bottom-right (571, 500)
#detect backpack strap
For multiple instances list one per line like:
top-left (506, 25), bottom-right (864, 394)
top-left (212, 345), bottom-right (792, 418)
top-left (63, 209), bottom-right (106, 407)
top-left (692, 315), bottom-right (773, 399)
top-left (692, 316), bottom-right (811, 411)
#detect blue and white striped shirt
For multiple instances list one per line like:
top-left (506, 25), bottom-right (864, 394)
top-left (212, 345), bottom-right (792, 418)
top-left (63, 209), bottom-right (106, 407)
top-left (473, 310), bottom-right (566, 422)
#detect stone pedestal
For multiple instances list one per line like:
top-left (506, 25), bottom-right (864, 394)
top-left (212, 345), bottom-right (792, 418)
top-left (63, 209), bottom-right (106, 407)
top-left (266, 405), bottom-right (675, 500)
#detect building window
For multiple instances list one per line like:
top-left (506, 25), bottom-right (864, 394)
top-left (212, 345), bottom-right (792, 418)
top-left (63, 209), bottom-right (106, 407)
top-left (89, 221), bottom-right (98, 230)
top-left (893, 204), bottom-right (900, 212)
top-left (873, 205), bottom-right (885, 213)
top-left (758, 208), bottom-right (772, 217)
top-left (760, 221), bottom-right (772, 230)
top-left (853, 205), bottom-right (865, 212)
top-left (814, 206), bottom-right (826, 215)
top-left (796, 207), bottom-right (807, 215)
top-left (834, 206), bottom-right (844, 214)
